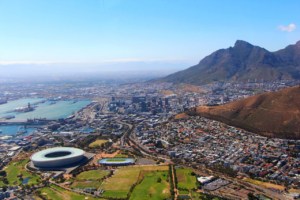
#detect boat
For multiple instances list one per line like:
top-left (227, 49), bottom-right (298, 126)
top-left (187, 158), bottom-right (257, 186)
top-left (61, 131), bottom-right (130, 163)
top-left (3, 115), bottom-right (15, 120)
top-left (49, 101), bottom-right (56, 105)
top-left (0, 129), bottom-right (2, 134)
top-left (16, 126), bottom-right (27, 135)
top-left (14, 103), bottom-right (34, 113)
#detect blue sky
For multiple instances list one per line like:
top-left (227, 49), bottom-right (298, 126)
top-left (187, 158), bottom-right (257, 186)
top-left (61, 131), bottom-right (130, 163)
top-left (0, 0), bottom-right (299, 69)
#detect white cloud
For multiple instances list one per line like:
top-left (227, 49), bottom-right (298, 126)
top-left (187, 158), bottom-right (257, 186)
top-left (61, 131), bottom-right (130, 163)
top-left (278, 23), bottom-right (296, 32)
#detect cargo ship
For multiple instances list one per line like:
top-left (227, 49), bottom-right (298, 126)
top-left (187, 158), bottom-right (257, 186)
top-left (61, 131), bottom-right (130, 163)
top-left (14, 103), bottom-right (34, 113)
top-left (2, 115), bottom-right (15, 120)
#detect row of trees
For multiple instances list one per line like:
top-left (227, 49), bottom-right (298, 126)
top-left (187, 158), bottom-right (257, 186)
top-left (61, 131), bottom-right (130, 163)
top-left (168, 165), bottom-right (175, 200)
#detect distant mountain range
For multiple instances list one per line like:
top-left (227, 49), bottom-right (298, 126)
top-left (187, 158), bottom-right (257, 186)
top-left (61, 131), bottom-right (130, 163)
top-left (161, 40), bottom-right (300, 85)
top-left (190, 86), bottom-right (300, 139)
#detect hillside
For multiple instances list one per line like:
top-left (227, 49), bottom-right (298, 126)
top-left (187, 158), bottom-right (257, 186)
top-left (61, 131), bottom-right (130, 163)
top-left (161, 40), bottom-right (300, 85)
top-left (192, 86), bottom-right (300, 139)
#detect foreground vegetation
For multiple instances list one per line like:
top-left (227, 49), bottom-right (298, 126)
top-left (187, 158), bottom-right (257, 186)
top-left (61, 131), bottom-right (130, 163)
top-left (71, 169), bottom-right (110, 189)
top-left (76, 169), bottom-right (110, 181)
top-left (130, 171), bottom-right (171, 200)
top-left (176, 167), bottom-right (197, 192)
top-left (1, 159), bottom-right (40, 186)
top-left (38, 184), bottom-right (101, 200)
top-left (100, 165), bottom-right (168, 199)
top-left (244, 178), bottom-right (285, 191)
top-left (89, 139), bottom-right (108, 148)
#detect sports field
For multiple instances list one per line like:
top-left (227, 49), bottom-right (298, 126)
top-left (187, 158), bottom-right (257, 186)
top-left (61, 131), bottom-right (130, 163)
top-left (100, 165), bottom-right (168, 199)
top-left (105, 158), bottom-right (128, 162)
top-left (176, 168), bottom-right (197, 191)
top-left (130, 171), bottom-right (171, 200)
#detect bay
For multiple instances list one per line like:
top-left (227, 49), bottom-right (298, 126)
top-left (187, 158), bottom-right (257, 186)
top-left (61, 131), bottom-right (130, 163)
top-left (0, 98), bottom-right (90, 122)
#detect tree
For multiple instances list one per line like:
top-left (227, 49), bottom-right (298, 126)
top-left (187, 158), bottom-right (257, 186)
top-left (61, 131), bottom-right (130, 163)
top-left (247, 192), bottom-right (258, 200)
top-left (2, 185), bottom-right (7, 192)
top-left (157, 177), bottom-right (162, 183)
top-left (3, 177), bottom-right (9, 184)
top-left (0, 171), bottom-right (6, 177)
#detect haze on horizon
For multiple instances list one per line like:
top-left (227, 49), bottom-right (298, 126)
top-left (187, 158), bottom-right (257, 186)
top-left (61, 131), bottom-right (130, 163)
top-left (0, 0), bottom-right (299, 80)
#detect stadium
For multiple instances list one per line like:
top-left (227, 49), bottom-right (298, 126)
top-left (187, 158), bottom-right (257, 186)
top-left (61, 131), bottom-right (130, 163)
top-left (98, 158), bottom-right (135, 166)
top-left (31, 147), bottom-right (86, 168)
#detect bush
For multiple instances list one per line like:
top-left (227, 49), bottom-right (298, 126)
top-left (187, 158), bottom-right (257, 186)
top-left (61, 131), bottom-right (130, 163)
top-left (0, 171), bottom-right (6, 177)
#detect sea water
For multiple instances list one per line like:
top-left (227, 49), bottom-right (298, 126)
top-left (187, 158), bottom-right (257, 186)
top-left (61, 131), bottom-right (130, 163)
top-left (0, 124), bottom-right (37, 136)
top-left (0, 98), bottom-right (90, 121)
top-left (0, 98), bottom-right (91, 135)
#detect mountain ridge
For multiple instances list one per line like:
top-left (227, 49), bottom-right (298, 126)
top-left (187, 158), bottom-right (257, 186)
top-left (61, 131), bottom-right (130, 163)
top-left (161, 40), bottom-right (300, 85)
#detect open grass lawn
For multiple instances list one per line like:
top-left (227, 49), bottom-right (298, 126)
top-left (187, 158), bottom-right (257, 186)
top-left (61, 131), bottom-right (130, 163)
top-left (102, 190), bottom-right (129, 199)
top-left (71, 180), bottom-right (103, 189)
top-left (101, 165), bottom-right (168, 199)
top-left (71, 169), bottom-right (110, 190)
top-left (39, 184), bottom-right (101, 200)
top-left (101, 167), bottom-right (141, 199)
top-left (39, 187), bottom-right (62, 200)
top-left (4, 159), bottom-right (40, 185)
top-left (76, 169), bottom-right (110, 181)
top-left (176, 168), bottom-right (197, 191)
top-left (130, 171), bottom-right (171, 200)
top-left (89, 139), bottom-right (108, 148)
top-left (178, 189), bottom-right (189, 195)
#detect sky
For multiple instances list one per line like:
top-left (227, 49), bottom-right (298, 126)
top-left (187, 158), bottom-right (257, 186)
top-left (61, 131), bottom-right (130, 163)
top-left (0, 0), bottom-right (299, 78)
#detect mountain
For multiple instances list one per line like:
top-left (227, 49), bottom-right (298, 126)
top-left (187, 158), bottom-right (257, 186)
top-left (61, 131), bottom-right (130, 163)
top-left (190, 86), bottom-right (300, 139)
top-left (161, 40), bottom-right (300, 85)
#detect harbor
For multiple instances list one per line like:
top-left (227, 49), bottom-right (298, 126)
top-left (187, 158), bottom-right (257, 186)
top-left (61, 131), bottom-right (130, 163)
top-left (0, 98), bottom-right (91, 123)
top-left (0, 98), bottom-right (91, 136)
top-left (0, 124), bottom-right (39, 136)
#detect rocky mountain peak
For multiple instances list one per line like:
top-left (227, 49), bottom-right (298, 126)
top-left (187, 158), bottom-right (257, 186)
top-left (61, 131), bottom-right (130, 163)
top-left (234, 40), bottom-right (254, 48)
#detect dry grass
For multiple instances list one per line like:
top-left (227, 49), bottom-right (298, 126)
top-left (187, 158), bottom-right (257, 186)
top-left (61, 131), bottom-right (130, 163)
top-left (161, 90), bottom-right (175, 96)
top-left (244, 178), bottom-right (285, 191)
top-left (88, 139), bottom-right (108, 148)
top-left (175, 113), bottom-right (189, 119)
top-left (178, 84), bottom-right (206, 93)
top-left (289, 188), bottom-right (300, 193)
top-left (195, 86), bottom-right (300, 139)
